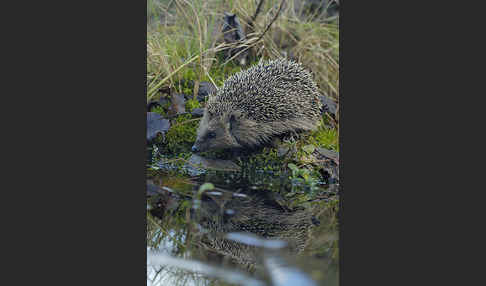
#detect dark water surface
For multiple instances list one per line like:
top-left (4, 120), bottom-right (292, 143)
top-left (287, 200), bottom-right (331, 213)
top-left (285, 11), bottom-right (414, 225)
top-left (147, 157), bottom-right (339, 286)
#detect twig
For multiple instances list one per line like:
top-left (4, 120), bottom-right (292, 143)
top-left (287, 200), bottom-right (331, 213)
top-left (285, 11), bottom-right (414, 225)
top-left (169, 118), bottom-right (201, 128)
top-left (204, 66), bottom-right (219, 91)
top-left (223, 0), bottom-right (285, 65)
top-left (258, 0), bottom-right (285, 42)
top-left (251, 0), bottom-right (265, 22)
top-left (325, 112), bottom-right (337, 127)
top-left (246, 0), bottom-right (265, 59)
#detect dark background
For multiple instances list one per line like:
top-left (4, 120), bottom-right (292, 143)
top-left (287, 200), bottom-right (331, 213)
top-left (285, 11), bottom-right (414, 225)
top-left (1, 0), bottom-right (481, 285)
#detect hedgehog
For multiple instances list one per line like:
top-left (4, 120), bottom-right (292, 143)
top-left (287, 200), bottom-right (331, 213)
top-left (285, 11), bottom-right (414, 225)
top-left (192, 58), bottom-right (323, 153)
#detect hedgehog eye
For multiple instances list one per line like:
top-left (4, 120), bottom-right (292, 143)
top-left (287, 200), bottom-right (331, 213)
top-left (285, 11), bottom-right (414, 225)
top-left (207, 131), bottom-right (216, 139)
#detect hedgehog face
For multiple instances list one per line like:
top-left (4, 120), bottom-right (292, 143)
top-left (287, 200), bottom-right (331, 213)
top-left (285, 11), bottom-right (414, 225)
top-left (192, 111), bottom-right (242, 152)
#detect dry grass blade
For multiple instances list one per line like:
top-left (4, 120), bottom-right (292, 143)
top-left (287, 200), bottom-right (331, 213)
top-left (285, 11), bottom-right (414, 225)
top-left (147, 54), bottom-right (200, 101)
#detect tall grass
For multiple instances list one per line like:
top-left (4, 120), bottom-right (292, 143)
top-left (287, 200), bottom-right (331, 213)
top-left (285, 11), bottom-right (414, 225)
top-left (147, 0), bottom-right (339, 114)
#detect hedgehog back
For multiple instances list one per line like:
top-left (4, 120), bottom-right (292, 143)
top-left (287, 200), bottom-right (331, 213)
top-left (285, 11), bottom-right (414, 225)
top-left (207, 59), bottom-right (322, 123)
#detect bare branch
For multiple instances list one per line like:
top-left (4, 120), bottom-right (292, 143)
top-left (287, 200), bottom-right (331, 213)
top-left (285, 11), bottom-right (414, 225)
top-left (223, 0), bottom-right (285, 65)
top-left (258, 0), bottom-right (285, 43)
top-left (251, 0), bottom-right (265, 22)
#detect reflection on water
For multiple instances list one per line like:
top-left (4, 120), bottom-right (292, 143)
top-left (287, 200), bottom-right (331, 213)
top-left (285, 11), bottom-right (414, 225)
top-left (148, 250), bottom-right (266, 286)
top-left (147, 164), bottom-right (339, 286)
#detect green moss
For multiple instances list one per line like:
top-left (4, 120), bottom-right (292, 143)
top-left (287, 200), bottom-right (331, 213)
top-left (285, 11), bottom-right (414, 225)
top-left (239, 147), bottom-right (290, 178)
top-left (163, 114), bottom-right (199, 154)
top-left (149, 105), bottom-right (165, 115)
top-left (181, 68), bottom-right (197, 81)
top-left (309, 120), bottom-right (339, 152)
top-left (185, 99), bottom-right (201, 112)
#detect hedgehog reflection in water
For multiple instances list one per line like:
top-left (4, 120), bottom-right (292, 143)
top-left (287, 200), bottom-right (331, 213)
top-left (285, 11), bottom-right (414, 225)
top-left (195, 190), bottom-right (316, 269)
top-left (192, 59), bottom-right (323, 153)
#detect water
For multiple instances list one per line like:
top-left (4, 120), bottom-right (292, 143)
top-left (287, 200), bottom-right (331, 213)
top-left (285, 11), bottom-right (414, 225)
top-left (147, 159), bottom-right (339, 286)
